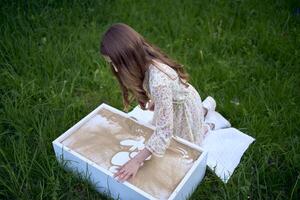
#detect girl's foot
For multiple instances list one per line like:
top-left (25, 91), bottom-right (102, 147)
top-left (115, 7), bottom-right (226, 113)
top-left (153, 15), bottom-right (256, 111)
top-left (204, 110), bottom-right (231, 130)
top-left (203, 123), bottom-right (215, 138)
top-left (203, 123), bottom-right (214, 132)
top-left (207, 122), bottom-right (215, 130)
top-left (202, 96), bottom-right (216, 117)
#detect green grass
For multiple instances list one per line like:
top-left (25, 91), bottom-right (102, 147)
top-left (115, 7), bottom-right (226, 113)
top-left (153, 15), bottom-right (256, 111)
top-left (0, 0), bottom-right (299, 199)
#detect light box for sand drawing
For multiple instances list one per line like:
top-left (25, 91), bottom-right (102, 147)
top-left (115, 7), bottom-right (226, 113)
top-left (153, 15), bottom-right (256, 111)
top-left (52, 103), bottom-right (208, 200)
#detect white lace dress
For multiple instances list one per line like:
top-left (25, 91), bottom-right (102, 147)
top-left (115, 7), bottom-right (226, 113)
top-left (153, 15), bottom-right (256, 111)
top-left (143, 60), bottom-right (210, 157)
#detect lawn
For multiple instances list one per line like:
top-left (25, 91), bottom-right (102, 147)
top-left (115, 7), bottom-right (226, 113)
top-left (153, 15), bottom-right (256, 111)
top-left (0, 0), bottom-right (299, 199)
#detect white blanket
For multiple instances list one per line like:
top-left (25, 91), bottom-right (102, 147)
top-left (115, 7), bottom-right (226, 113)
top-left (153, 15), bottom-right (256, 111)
top-left (127, 105), bottom-right (255, 183)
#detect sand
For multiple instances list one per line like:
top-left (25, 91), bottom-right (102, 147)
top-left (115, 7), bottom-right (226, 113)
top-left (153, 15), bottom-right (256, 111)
top-left (62, 108), bottom-right (201, 199)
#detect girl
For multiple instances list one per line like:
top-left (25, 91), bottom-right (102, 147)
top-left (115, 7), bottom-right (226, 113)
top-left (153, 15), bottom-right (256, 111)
top-left (99, 23), bottom-right (230, 183)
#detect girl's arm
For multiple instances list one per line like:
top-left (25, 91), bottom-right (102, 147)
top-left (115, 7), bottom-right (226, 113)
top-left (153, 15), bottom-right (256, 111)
top-left (144, 76), bottom-right (174, 157)
top-left (117, 72), bottom-right (173, 185)
top-left (132, 147), bottom-right (153, 164)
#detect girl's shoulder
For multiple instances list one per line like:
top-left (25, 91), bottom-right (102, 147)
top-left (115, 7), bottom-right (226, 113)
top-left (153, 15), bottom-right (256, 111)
top-left (143, 59), bottom-right (178, 96)
top-left (148, 59), bottom-right (178, 83)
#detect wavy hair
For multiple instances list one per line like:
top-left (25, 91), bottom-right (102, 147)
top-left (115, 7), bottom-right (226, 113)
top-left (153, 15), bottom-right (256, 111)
top-left (100, 23), bottom-right (190, 112)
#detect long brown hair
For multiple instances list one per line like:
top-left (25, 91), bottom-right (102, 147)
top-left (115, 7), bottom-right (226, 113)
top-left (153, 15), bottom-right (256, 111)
top-left (100, 23), bottom-right (190, 112)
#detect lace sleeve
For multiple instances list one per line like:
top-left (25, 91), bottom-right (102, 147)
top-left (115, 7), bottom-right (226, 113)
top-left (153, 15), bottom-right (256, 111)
top-left (144, 77), bottom-right (174, 158)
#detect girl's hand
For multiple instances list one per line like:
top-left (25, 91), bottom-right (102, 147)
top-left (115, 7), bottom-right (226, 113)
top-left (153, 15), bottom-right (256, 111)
top-left (113, 158), bottom-right (142, 183)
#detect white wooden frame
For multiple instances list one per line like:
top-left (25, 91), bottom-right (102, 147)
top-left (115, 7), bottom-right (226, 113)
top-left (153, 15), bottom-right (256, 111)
top-left (52, 103), bottom-right (208, 200)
